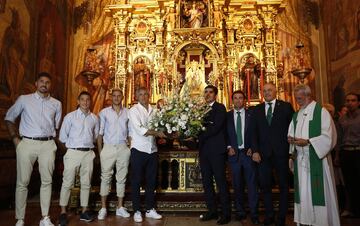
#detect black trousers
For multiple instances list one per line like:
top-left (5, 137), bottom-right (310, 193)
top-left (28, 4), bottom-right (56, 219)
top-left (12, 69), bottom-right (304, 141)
top-left (340, 150), bottom-right (360, 216)
top-left (130, 148), bottom-right (158, 211)
top-left (258, 155), bottom-right (289, 222)
top-left (199, 152), bottom-right (231, 217)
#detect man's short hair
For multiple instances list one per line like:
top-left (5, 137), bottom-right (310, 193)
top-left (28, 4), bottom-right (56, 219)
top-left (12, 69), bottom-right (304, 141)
top-left (111, 88), bottom-right (123, 95)
top-left (78, 91), bottom-right (91, 99)
top-left (263, 82), bottom-right (276, 87)
top-left (345, 92), bottom-right (359, 101)
top-left (37, 72), bottom-right (52, 81)
top-left (205, 85), bottom-right (218, 95)
top-left (135, 87), bottom-right (149, 96)
top-left (232, 90), bottom-right (246, 100)
top-left (294, 84), bottom-right (312, 96)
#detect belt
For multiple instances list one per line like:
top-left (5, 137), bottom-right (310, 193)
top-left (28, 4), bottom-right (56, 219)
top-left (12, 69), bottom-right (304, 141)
top-left (22, 136), bottom-right (53, 141)
top-left (70, 148), bottom-right (92, 151)
top-left (343, 146), bottom-right (360, 151)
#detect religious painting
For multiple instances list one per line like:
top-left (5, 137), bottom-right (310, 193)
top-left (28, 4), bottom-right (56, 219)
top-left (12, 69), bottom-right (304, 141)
top-left (37, 0), bottom-right (68, 102)
top-left (75, 32), bottom-right (115, 114)
top-left (0, 0), bottom-right (6, 13)
top-left (180, 0), bottom-right (209, 28)
top-left (0, 2), bottom-right (29, 102)
top-left (323, 0), bottom-right (360, 60)
top-left (330, 64), bottom-right (360, 112)
top-left (239, 54), bottom-right (262, 100)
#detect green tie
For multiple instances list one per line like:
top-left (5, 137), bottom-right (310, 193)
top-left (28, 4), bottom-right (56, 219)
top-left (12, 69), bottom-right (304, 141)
top-left (266, 102), bottom-right (273, 125)
top-left (236, 111), bottom-right (243, 146)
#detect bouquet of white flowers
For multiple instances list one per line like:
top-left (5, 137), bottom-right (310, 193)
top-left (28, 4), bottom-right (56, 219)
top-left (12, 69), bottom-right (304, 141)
top-left (149, 85), bottom-right (211, 139)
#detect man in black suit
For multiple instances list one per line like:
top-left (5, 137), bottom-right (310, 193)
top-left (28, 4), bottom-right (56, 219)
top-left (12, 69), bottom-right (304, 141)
top-left (251, 83), bottom-right (294, 226)
top-left (198, 85), bottom-right (231, 225)
top-left (226, 90), bottom-right (259, 224)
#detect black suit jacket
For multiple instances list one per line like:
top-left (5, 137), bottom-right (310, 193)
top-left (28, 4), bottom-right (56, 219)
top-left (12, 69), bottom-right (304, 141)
top-left (251, 99), bottom-right (294, 158)
top-left (226, 109), bottom-right (252, 163)
top-left (199, 101), bottom-right (227, 154)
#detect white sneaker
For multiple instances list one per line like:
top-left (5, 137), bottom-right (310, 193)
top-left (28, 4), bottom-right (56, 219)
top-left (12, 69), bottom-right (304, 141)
top-left (116, 207), bottom-right (130, 218)
top-left (145, 208), bottom-right (162, 220)
top-left (15, 220), bottom-right (24, 226)
top-left (39, 216), bottom-right (54, 226)
top-left (97, 208), bottom-right (107, 220)
top-left (133, 211), bottom-right (143, 223)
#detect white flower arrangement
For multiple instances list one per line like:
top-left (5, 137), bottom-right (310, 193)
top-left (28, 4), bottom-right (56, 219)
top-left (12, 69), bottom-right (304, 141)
top-left (149, 85), bottom-right (211, 138)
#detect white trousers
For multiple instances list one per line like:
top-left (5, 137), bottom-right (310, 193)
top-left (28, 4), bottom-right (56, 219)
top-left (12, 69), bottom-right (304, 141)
top-left (59, 149), bottom-right (95, 208)
top-left (15, 138), bottom-right (56, 220)
top-left (99, 144), bottom-right (130, 198)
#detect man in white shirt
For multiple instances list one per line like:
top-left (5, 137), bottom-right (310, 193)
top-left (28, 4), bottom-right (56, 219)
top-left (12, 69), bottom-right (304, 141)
top-left (288, 84), bottom-right (340, 226)
top-left (58, 91), bottom-right (99, 226)
top-left (5, 72), bottom-right (62, 226)
top-left (97, 89), bottom-right (131, 220)
top-left (128, 87), bottom-right (166, 223)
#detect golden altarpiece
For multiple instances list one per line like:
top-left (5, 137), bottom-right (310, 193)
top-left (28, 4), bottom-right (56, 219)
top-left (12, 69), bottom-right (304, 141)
top-left (72, 0), bottom-right (288, 210)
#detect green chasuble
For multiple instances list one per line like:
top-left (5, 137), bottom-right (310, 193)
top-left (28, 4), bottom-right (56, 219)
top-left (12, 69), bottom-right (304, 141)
top-left (292, 103), bottom-right (325, 206)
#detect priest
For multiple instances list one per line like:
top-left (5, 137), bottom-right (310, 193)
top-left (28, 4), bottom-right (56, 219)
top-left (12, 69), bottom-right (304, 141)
top-left (288, 84), bottom-right (340, 226)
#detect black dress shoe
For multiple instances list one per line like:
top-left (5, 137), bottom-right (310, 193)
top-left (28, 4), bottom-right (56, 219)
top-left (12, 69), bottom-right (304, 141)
top-left (199, 211), bottom-right (218, 221)
top-left (58, 213), bottom-right (68, 226)
top-left (276, 217), bottom-right (286, 226)
top-left (263, 217), bottom-right (275, 225)
top-left (251, 217), bottom-right (260, 225)
top-left (217, 216), bottom-right (231, 225)
top-left (235, 214), bottom-right (246, 221)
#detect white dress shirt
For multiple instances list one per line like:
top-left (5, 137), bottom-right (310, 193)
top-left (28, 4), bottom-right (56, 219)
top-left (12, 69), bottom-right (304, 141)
top-left (99, 106), bottom-right (128, 145)
top-left (128, 103), bottom-right (157, 154)
top-left (265, 99), bottom-right (276, 116)
top-left (233, 108), bottom-right (245, 149)
top-left (5, 92), bottom-right (62, 137)
top-left (59, 108), bottom-right (99, 148)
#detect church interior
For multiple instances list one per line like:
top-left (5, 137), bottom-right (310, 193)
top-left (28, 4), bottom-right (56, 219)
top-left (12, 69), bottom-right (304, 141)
top-left (0, 0), bottom-right (359, 225)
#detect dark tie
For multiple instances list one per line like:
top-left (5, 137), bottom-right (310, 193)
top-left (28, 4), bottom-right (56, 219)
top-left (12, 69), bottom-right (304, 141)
top-left (236, 111), bottom-right (243, 146)
top-left (266, 102), bottom-right (273, 125)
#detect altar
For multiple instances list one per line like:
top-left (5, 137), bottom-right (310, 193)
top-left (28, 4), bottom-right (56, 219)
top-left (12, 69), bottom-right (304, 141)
top-left (68, 0), bottom-right (293, 211)
top-left (98, 0), bottom-right (285, 108)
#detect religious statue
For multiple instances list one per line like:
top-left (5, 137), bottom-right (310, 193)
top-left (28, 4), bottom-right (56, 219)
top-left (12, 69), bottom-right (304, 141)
top-left (181, 60), bottom-right (207, 97)
top-left (240, 55), bottom-right (261, 99)
top-left (213, 5), bottom-right (224, 28)
top-left (133, 57), bottom-right (150, 90)
top-left (163, 7), bottom-right (177, 31)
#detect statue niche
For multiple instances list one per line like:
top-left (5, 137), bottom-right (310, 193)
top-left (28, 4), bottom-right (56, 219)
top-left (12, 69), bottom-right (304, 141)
top-left (180, 60), bottom-right (207, 97)
top-left (133, 56), bottom-right (151, 94)
top-left (180, 0), bottom-right (208, 28)
top-left (240, 54), bottom-right (261, 100)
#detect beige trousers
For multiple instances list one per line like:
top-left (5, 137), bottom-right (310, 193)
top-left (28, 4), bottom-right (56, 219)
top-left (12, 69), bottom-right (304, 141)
top-left (15, 138), bottom-right (57, 220)
top-left (59, 149), bottom-right (95, 208)
top-left (99, 143), bottom-right (130, 197)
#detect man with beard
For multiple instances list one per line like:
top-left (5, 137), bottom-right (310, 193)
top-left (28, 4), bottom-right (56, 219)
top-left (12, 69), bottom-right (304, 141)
top-left (5, 72), bottom-right (62, 226)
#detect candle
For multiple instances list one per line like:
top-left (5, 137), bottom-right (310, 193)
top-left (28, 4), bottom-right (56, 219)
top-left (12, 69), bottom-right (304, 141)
top-left (246, 69), bottom-right (250, 105)
top-left (229, 71), bottom-right (233, 105)
top-left (260, 66), bottom-right (264, 101)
